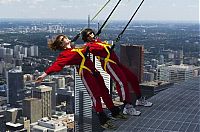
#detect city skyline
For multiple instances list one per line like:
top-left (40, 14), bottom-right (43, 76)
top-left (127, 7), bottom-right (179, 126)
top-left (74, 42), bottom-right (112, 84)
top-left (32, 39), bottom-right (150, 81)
top-left (0, 0), bottom-right (198, 22)
top-left (0, 16), bottom-right (199, 131)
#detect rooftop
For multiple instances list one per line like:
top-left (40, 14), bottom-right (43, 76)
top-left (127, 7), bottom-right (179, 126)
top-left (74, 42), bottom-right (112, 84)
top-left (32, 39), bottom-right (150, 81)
top-left (105, 76), bottom-right (200, 132)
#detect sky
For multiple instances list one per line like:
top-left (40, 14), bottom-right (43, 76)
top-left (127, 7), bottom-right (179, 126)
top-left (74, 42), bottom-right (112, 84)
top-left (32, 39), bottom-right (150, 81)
top-left (0, 0), bottom-right (199, 22)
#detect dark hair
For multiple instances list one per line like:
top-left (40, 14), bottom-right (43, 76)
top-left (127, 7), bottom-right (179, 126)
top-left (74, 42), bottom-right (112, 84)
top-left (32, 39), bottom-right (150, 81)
top-left (48, 34), bottom-right (66, 51)
top-left (81, 28), bottom-right (95, 42)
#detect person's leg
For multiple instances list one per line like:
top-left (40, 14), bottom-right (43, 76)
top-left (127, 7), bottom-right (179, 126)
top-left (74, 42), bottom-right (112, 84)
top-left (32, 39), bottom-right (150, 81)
top-left (118, 63), bottom-right (142, 99)
top-left (94, 70), bottom-right (127, 119)
top-left (94, 70), bottom-right (114, 110)
top-left (81, 70), bottom-right (103, 113)
top-left (104, 62), bottom-right (131, 103)
top-left (81, 70), bottom-right (116, 129)
top-left (105, 62), bottom-right (141, 116)
top-left (119, 64), bottom-right (152, 107)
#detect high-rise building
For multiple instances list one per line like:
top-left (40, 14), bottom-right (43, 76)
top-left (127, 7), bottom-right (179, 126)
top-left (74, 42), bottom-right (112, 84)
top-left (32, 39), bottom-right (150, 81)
top-left (4, 54), bottom-right (14, 64)
top-left (22, 47), bottom-right (28, 58)
top-left (158, 64), bottom-right (196, 83)
top-left (120, 44), bottom-right (144, 83)
top-left (29, 45), bottom-right (38, 57)
top-left (6, 108), bottom-right (23, 123)
top-left (7, 67), bottom-right (24, 107)
top-left (13, 45), bottom-right (23, 59)
top-left (74, 52), bottom-right (111, 131)
top-left (33, 85), bottom-right (52, 118)
top-left (143, 72), bottom-right (154, 82)
top-left (5, 48), bottom-right (13, 56)
top-left (174, 50), bottom-right (184, 65)
top-left (150, 59), bottom-right (159, 69)
top-left (74, 68), bottom-right (92, 132)
top-left (0, 60), bottom-right (5, 74)
top-left (52, 76), bottom-right (65, 88)
top-left (57, 87), bottom-right (74, 113)
top-left (0, 114), bottom-right (6, 132)
top-left (22, 98), bottom-right (42, 123)
top-left (159, 55), bottom-right (164, 65)
top-left (0, 47), bottom-right (6, 59)
top-left (17, 117), bottom-right (30, 132)
top-left (41, 81), bottom-right (57, 112)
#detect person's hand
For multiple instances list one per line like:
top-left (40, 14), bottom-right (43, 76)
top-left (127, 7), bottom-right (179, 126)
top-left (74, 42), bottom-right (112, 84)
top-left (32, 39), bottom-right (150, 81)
top-left (35, 72), bottom-right (47, 84)
top-left (109, 44), bottom-right (115, 52)
top-left (84, 46), bottom-right (90, 58)
top-left (71, 32), bottom-right (81, 42)
top-left (35, 76), bottom-right (44, 84)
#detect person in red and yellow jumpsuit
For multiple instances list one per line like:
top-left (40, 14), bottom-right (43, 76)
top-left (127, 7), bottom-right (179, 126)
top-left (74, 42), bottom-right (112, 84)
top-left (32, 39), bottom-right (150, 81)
top-left (81, 28), bottom-right (153, 116)
top-left (35, 34), bottom-right (126, 129)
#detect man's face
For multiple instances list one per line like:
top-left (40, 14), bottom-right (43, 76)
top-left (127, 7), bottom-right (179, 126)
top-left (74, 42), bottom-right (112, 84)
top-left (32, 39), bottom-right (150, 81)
top-left (86, 31), bottom-right (95, 42)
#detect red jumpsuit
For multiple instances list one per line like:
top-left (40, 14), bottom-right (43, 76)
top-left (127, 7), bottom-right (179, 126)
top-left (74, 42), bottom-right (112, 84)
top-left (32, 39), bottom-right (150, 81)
top-left (45, 48), bottom-right (115, 113)
top-left (85, 39), bottom-right (142, 104)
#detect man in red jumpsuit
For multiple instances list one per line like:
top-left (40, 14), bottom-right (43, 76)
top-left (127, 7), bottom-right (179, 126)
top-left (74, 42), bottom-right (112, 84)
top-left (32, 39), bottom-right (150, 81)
top-left (35, 34), bottom-right (126, 130)
top-left (81, 28), bottom-right (153, 116)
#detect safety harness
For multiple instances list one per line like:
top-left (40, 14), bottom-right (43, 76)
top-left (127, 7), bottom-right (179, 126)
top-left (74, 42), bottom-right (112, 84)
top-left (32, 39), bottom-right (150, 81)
top-left (96, 42), bottom-right (116, 72)
top-left (71, 48), bottom-right (92, 76)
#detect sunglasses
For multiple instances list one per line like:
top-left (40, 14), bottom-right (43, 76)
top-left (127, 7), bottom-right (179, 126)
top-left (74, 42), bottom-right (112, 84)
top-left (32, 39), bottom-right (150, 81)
top-left (60, 36), bottom-right (66, 42)
top-left (87, 32), bottom-right (94, 37)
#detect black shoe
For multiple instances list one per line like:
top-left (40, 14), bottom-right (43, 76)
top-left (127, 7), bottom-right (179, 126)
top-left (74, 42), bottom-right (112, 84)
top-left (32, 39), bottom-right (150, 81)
top-left (112, 112), bottom-right (127, 120)
top-left (97, 112), bottom-right (110, 125)
top-left (101, 120), bottom-right (117, 130)
top-left (110, 106), bottom-right (127, 120)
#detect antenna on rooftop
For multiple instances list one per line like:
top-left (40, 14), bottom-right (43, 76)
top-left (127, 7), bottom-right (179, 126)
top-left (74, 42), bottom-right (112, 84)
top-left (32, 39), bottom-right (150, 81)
top-left (88, 15), bottom-right (90, 28)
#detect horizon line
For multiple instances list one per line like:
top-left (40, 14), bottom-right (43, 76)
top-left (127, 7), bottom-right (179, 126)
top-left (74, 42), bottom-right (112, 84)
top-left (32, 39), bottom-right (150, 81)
top-left (0, 18), bottom-right (199, 24)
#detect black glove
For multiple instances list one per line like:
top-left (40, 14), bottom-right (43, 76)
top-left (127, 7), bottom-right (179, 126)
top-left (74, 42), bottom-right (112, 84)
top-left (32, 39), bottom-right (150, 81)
top-left (84, 46), bottom-right (90, 58)
top-left (92, 70), bottom-right (100, 77)
top-left (71, 33), bottom-right (80, 42)
top-left (109, 44), bottom-right (115, 52)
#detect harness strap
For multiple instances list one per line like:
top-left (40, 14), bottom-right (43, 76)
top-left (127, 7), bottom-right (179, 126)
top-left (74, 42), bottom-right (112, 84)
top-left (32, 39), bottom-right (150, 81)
top-left (96, 42), bottom-right (116, 72)
top-left (71, 48), bottom-right (92, 76)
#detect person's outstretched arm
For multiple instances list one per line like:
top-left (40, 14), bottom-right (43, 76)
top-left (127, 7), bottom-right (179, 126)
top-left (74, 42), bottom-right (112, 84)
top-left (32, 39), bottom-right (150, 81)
top-left (35, 72), bottom-right (47, 83)
top-left (35, 52), bottom-right (72, 83)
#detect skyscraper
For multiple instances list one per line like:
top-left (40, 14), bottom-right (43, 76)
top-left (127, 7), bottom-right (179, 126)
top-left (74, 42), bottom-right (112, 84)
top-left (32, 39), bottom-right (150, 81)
top-left (33, 85), bottom-right (52, 118)
top-left (0, 114), bottom-right (6, 132)
top-left (41, 81), bottom-right (57, 113)
top-left (158, 64), bottom-right (196, 83)
top-left (0, 46), bottom-right (6, 59)
top-left (6, 108), bottom-right (22, 123)
top-left (120, 44), bottom-right (144, 83)
top-left (7, 67), bottom-right (24, 107)
top-left (22, 98), bottom-right (42, 123)
top-left (29, 45), bottom-right (38, 57)
top-left (74, 68), bottom-right (92, 132)
top-left (74, 53), bottom-right (111, 131)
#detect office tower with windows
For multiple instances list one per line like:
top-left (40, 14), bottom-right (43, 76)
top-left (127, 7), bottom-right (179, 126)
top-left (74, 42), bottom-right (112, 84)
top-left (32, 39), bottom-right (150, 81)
top-left (74, 52), bottom-right (111, 131)
top-left (41, 81), bottom-right (57, 113)
top-left (0, 114), bottom-right (6, 132)
top-left (7, 67), bottom-right (24, 107)
top-left (22, 98), bottom-right (42, 123)
top-left (33, 85), bottom-right (52, 118)
top-left (120, 44), bottom-right (144, 83)
top-left (74, 68), bottom-right (92, 132)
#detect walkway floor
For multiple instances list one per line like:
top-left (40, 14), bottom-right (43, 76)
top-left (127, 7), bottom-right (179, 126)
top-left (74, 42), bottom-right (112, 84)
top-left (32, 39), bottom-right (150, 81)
top-left (104, 77), bottom-right (200, 132)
